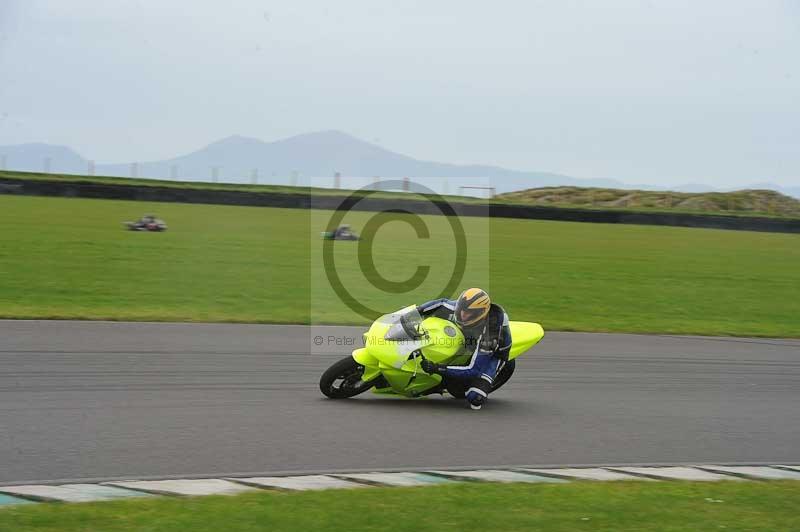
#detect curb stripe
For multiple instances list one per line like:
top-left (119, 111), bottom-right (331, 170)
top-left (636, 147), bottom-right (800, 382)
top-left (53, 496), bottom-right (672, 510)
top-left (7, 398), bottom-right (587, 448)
top-left (0, 493), bottom-right (35, 507)
top-left (2, 465), bottom-right (798, 505)
top-left (608, 467), bottom-right (745, 482)
top-left (429, 470), bottom-right (568, 483)
top-left (697, 465), bottom-right (800, 480)
top-left (105, 479), bottom-right (256, 497)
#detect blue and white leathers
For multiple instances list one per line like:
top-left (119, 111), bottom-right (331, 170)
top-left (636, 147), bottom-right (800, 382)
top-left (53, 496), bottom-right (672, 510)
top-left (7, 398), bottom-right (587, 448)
top-left (416, 299), bottom-right (512, 409)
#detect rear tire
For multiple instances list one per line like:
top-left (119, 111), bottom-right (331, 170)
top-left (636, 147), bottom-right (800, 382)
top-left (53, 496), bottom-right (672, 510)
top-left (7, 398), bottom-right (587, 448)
top-left (490, 360), bottom-right (516, 392)
top-left (445, 379), bottom-right (467, 399)
top-left (445, 359), bottom-right (516, 398)
top-left (319, 356), bottom-right (376, 399)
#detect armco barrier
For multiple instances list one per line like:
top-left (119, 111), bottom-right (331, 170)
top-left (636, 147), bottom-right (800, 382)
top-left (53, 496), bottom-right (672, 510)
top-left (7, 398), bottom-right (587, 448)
top-left (2, 177), bottom-right (799, 234)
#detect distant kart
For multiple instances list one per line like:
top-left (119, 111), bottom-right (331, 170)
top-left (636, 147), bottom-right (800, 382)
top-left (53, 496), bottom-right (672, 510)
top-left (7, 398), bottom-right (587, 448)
top-left (124, 219), bottom-right (167, 232)
top-left (321, 231), bottom-right (359, 241)
top-left (321, 226), bottom-right (359, 241)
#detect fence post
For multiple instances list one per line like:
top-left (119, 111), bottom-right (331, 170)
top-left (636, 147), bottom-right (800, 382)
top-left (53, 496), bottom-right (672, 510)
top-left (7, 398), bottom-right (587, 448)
top-left (88, 160), bottom-right (95, 176)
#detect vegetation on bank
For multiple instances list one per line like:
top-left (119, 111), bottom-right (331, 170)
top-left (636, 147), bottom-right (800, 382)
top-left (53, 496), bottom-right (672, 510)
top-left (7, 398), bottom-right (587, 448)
top-left (498, 186), bottom-right (800, 218)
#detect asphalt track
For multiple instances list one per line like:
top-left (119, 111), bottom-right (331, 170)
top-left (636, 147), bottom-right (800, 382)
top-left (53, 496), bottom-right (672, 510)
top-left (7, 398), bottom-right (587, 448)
top-left (1, 320), bottom-right (798, 485)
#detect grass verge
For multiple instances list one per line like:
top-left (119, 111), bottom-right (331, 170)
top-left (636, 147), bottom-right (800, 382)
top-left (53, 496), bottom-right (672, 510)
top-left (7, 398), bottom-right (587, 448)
top-left (0, 169), bottom-right (480, 203)
top-left (1, 481), bottom-right (799, 532)
top-left (1, 195), bottom-right (798, 336)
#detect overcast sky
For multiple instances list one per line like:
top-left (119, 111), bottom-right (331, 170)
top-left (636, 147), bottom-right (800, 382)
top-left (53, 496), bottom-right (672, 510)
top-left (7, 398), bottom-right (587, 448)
top-left (0, 0), bottom-right (798, 187)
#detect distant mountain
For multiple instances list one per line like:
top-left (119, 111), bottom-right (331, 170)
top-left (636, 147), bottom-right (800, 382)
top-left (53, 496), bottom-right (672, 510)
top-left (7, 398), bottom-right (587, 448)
top-left (93, 130), bottom-right (594, 193)
top-left (0, 143), bottom-right (86, 174)
top-left (1, 130), bottom-right (797, 197)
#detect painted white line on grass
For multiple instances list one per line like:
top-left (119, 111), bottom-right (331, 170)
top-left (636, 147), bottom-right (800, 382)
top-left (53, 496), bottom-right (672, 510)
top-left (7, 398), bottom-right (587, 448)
top-left (700, 466), bottom-right (800, 480)
top-left (431, 470), bottom-right (567, 483)
top-left (0, 484), bottom-right (150, 503)
top-left (106, 479), bottom-right (256, 496)
top-left (338, 472), bottom-right (454, 487)
top-left (522, 468), bottom-right (653, 481)
top-left (610, 467), bottom-right (745, 481)
top-left (231, 475), bottom-right (366, 491)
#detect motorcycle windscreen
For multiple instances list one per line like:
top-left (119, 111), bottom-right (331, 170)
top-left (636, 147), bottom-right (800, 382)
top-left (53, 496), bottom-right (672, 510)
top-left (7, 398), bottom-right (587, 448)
top-left (365, 305), bottom-right (426, 369)
top-left (507, 322), bottom-right (544, 360)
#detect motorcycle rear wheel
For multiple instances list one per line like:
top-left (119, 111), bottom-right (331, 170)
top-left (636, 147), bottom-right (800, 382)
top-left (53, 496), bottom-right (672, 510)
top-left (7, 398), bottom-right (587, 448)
top-left (319, 356), bottom-right (378, 399)
top-left (446, 359), bottom-right (516, 399)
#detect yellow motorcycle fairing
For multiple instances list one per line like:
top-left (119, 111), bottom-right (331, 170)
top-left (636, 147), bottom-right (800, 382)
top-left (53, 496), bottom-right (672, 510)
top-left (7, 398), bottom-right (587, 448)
top-left (352, 305), bottom-right (545, 397)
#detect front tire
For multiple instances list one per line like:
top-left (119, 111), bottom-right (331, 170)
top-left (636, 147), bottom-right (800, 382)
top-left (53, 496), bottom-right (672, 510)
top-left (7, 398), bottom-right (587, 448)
top-left (319, 356), bottom-right (375, 399)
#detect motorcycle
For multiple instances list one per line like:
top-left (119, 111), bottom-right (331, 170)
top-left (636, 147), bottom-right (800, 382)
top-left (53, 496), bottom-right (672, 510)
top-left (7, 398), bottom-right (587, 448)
top-left (319, 305), bottom-right (544, 400)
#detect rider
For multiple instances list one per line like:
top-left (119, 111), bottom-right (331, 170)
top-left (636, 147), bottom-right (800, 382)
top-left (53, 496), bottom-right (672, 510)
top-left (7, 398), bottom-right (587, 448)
top-left (417, 288), bottom-right (511, 410)
top-left (334, 224), bottom-right (353, 239)
top-left (138, 214), bottom-right (156, 227)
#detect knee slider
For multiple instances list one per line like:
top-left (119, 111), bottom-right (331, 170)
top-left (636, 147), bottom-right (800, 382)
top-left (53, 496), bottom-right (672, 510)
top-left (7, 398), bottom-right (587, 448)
top-left (466, 387), bottom-right (487, 407)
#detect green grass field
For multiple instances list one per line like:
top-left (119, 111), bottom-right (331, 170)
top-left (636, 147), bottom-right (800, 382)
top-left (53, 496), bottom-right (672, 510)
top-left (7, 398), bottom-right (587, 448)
top-left (1, 481), bottom-right (798, 532)
top-left (1, 194), bottom-right (798, 336)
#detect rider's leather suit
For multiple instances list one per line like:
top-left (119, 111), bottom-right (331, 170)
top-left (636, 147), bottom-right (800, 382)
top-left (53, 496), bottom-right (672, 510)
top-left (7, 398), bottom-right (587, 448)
top-left (416, 298), bottom-right (512, 409)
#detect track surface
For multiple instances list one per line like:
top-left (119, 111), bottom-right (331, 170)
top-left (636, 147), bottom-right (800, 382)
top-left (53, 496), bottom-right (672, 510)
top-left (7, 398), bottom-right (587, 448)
top-left (1, 320), bottom-right (798, 485)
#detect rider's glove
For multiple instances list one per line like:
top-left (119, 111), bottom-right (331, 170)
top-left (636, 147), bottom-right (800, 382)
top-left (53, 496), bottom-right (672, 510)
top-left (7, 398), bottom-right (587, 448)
top-left (421, 359), bottom-right (445, 375)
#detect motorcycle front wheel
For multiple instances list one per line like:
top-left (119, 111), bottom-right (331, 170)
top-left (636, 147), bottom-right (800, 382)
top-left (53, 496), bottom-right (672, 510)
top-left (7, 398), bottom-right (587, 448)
top-left (319, 356), bottom-right (377, 399)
